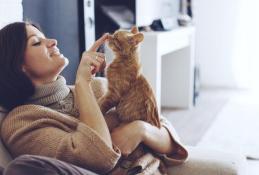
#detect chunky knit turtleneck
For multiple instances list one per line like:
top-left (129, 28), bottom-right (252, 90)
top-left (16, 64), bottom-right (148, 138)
top-left (27, 76), bottom-right (70, 106)
top-left (26, 76), bottom-right (79, 117)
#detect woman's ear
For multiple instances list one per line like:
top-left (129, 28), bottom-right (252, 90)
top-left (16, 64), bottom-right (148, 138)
top-left (131, 26), bottom-right (139, 34)
top-left (129, 33), bottom-right (144, 45)
top-left (21, 65), bottom-right (29, 75)
top-left (22, 65), bottom-right (26, 73)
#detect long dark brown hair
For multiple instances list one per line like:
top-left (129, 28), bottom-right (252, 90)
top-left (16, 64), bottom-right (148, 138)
top-left (0, 22), bottom-right (37, 110)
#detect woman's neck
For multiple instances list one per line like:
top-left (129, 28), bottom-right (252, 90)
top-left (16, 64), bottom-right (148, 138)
top-left (27, 75), bottom-right (70, 106)
top-left (31, 75), bottom-right (59, 86)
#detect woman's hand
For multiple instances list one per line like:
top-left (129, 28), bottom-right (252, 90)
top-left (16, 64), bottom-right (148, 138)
top-left (111, 120), bottom-right (146, 156)
top-left (76, 34), bottom-right (108, 83)
top-left (112, 120), bottom-right (177, 156)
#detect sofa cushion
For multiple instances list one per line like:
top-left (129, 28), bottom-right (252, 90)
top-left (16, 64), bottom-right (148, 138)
top-left (167, 146), bottom-right (246, 175)
top-left (0, 106), bottom-right (13, 168)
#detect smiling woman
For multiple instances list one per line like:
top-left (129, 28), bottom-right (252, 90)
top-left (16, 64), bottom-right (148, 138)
top-left (0, 21), bottom-right (188, 175)
top-left (0, 22), bottom-right (69, 110)
top-left (22, 24), bottom-right (69, 86)
top-left (0, 21), bottom-right (118, 174)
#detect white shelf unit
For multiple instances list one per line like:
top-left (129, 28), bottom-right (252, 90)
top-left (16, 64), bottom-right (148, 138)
top-left (140, 26), bottom-right (195, 112)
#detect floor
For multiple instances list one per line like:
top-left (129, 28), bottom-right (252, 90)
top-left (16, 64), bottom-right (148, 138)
top-left (161, 87), bottom-right (232, 145)
top-left (161, 87), bottom-right (259, 174)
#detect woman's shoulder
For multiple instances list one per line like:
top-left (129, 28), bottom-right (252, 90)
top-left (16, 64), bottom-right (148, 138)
top-left (7, 104), bottom-right (55, 118)
top-left (2, 104), bottom-right (79, 128)
top-left (0, 105), bottom-right (49, 146)
top-left (1, 104), bottom-right (79, 140)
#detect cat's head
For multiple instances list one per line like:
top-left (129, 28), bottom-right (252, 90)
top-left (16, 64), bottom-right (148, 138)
top-left (108, 26), bottom-right (144, 55)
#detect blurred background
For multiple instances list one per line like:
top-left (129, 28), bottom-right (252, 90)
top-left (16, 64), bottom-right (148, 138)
top-left (0, 0), bottom-right (258, 174)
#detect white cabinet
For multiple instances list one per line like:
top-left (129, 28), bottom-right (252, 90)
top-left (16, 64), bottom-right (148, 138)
top-left (140, 27), bottom-right (195, 112)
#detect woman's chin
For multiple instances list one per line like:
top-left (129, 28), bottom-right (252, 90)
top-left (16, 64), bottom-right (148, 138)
top-left (62, 56), bottom-right (69, 66)
top-left (56, 55), bottom-right (69, 70)
top-left (56, 54), bottom-right (69, 66)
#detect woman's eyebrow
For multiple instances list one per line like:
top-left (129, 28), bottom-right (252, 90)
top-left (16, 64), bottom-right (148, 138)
top-left (27, 34), bottom-right (37, 40)
top-left (27, 34), bottom-right (45, 41)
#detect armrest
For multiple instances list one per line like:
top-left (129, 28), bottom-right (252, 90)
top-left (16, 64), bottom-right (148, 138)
top-left (167, 146), bottom-right (246, 175)
top-left (90, 77), bottom-right (108, 100)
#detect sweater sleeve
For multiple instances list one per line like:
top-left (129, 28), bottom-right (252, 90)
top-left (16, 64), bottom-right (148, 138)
top-left (157, 115), bottom-right (188, 166)
top-left (0, 105), bottom-right (121, 174)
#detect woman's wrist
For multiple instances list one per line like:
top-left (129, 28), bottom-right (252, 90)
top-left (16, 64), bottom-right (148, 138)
top-left (75, 75), bottom-right (91, 86)
top-left (139, 121), bottom-right (176, 154)
top-left (133, 120), bottom-right (149, 143)
top-left (75, 77), bottom-right (94, 110)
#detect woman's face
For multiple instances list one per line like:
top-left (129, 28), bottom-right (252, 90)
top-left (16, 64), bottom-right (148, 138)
top-left (22, 25), bottom-right (69, 84)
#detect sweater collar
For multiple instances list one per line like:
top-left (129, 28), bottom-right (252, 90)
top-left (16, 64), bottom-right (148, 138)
top-left (27, 76), bottom-right (70, 106)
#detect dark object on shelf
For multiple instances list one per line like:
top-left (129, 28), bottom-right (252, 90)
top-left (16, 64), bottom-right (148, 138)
top-left (187, 0), bottom-right (193, 18)
top-left (193, 65), bottom-right (200, 106)
top-left (150, 20), bottom-right (165, 31)
top-left (150, 17), bottom-right (179, 31)
top-left (178, 0), bottom-right (192, 26)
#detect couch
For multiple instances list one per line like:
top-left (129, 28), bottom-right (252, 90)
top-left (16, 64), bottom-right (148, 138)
top-left (0, 106), bottom-right (247, 175)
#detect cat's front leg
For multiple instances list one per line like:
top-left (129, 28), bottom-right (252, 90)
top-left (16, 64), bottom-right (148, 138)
top-left (98, 92), bottom-right (119, 114)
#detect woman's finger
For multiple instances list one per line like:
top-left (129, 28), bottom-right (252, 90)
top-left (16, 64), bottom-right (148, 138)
top-left (89, 58), bottom-right (101, 74)
top-left (89, 33), bottom-right (109, 52)
top-left (85, 52), bottom-right (105, 62)
top-left (90, 53), bottom-right (106, 71)
top-left (94, 55), bottom-right (105, 64)
top-left (95, 52), bottom-right (105, 59)
top-left (81, 51), bottom-right (105, 74)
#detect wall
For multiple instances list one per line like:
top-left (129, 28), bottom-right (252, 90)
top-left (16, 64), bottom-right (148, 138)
top-left (194, 0), bottom-right (242, 88)
top-left (0, 0), bottom-right (23, 28)
top-left (194, 0), bottom-right (259, 89)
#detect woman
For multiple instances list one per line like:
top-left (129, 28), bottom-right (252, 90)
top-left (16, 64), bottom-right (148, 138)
top-left (0, 22), bottom-right (187, 174)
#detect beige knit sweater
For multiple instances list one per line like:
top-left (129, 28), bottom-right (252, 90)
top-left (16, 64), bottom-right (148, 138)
top-left (0, 76), bottom-right (188, 174)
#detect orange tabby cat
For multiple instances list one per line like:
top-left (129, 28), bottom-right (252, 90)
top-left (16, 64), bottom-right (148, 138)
top-left (99, 27), bottom-right (166, 174)
top-left (99, 26), bottom-right (161, 128)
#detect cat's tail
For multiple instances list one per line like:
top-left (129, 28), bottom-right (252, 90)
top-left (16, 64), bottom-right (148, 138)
top-left (153, 106), bottom-right (161, 128)
top-left (147, 103), bottom-right (161, 128)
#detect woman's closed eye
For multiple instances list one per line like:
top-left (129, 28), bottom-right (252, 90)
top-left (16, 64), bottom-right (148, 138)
top-left (32, 41), bottom-right (41, 46)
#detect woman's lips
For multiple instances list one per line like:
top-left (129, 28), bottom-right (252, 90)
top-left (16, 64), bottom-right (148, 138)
top-left (50, 49), bottom-right (62, 57)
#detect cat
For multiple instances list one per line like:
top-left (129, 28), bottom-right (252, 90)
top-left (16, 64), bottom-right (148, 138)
top-left (99, 26), bottom-right (166, 174)
top-left (99, 26), bottom-right (161, 128)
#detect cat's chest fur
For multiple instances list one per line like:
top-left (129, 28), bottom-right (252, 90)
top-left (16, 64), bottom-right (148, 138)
top-left (106, 57), bottom-right (140, 92)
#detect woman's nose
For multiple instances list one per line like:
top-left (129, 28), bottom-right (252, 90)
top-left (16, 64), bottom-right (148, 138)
top-left (47, 39), bottom-right (57, 48)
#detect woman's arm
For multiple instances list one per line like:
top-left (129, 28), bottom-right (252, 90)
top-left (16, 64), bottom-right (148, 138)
top-left (75, 34), bottom-right (112, 148)
top-left (75, 80), bottom-right (112, 147)
top-left (1, 107), bottom-right (120, 174)
top-left (141, 121), bottom-right (176, 154)
top-left (111, 120), bottom-right (177, 156)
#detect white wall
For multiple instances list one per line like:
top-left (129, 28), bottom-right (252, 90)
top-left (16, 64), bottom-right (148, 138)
top-left (194, 0), bottom-right (259, 89)
top-left (0, 0), bottom-right (23, 29)
top-left (194, 0), bottom-right (241, 88)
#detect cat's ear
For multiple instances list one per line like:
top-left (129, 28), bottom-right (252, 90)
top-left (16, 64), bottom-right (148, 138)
top-left (131, 26), bottom-right (139, 34)
top-left (129, 33), bottom-right (144, 45)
